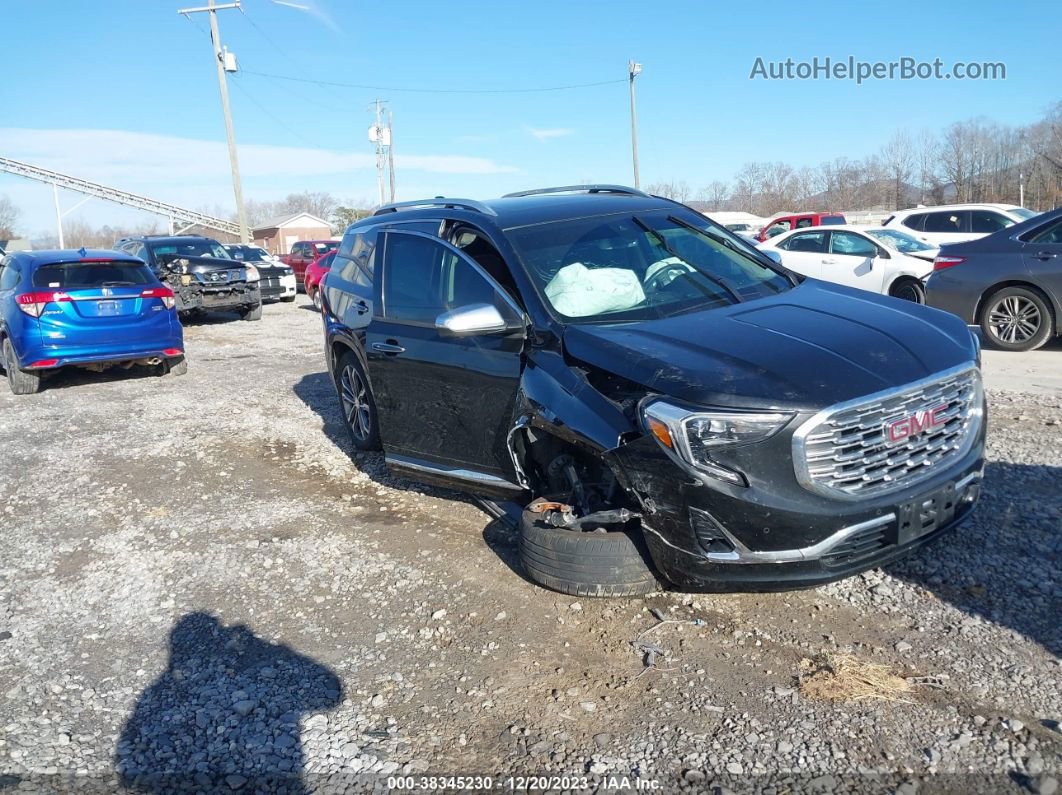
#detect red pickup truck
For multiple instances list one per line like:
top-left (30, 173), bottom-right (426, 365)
top-left (280, 240), bottom-right (339, 289)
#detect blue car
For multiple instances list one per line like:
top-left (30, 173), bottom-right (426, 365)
top-left (0, 249), bottom-right (186, 394)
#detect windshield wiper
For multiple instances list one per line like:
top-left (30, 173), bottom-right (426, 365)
top-left (633, 217), bottom-right (744, 305)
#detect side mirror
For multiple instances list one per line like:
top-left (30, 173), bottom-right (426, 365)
top-left (435, 303), bottom-right (518, 336)
top-left (762, 250), bottom-right (783, 266)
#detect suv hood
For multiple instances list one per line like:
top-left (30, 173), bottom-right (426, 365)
top-left (169, 255), bottom-right (245, 274)
top-left (562, 281), bottom-right (977, 411)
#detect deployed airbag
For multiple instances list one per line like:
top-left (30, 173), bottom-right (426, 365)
top-left (544, 262), bottom-right (645, 317)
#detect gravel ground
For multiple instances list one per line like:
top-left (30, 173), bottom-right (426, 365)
top-left (0, 299), bottom-right (1059, 794)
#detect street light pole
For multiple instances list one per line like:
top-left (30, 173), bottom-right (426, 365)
top-left (628, 60), bottom-right (642, 190)
top-left (178, 0), bottom-right (250, 243)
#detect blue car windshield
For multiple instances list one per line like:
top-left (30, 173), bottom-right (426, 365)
top-left (32, 261), bottom-right (154, 289)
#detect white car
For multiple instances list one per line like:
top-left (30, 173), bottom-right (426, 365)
top-left (757, 224), bottom-right (934, 302)
top-left (882, 203), bottom-right (1039, 246)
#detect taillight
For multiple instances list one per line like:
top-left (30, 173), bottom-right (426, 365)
top-left (141, 286), bottom-right (176, 309)
top-left (162, 348), bottom-right (183, 356)
top-left (28, 359), bottom-right (59, 368)
top-left (16, 291), bottom-right (70, 317)
top-left (933, 256), bottom-right (966, 271)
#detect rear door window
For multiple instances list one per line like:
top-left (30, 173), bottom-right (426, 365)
top-left (782, 231), bottom-right (828, 253)
top-left (923, 212), bottom-right (963, 233)
top-left (0, 262), bottom-right (20, 289)
top-left (32, 261), bottom-right (154, 289)
top-left (794, 217), bottom-right (813, 229)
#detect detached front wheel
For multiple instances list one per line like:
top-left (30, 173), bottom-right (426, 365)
top-left (518, 498), bottom-right (660, 597)
top-left (241, 303), bottom-right (263, 322)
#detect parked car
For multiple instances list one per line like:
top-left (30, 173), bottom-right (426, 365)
top-left (724, 223), bottom-right (756, 235)
top-left (757, 212), bottom-right (846, 242)
top-left (114, 235), bottom-right (262, 321)
top-left (223, 244), bottom-right (296, 303)
top-left (0, 249), bottom-right (185, 394)
top-left (758, 225), bottom-right (933, 302)
top-left (281, 240), bottom-right (339, 289)
top-left (319, 185), bottom-right (985, 597)
top-left (304, 250), bottom-right (336, 311)
top-left (882, 204), bottom-right (1039, 247)
top-left (926, 206), bottom-right (1062, 351)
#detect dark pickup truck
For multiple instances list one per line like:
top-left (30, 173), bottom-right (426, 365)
top-left (115, 235), bottom-right (262, 320)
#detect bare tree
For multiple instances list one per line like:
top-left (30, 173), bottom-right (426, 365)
top-left (698, 180), bottom-right (731, 208)
top-left (0, 195), bottom-right (20, 239)
top-left (880, 131), bottom-right (915, 209)
top-left (645, 180), bottom-right (692, 203)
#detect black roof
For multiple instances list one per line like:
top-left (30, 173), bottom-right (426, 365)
top-left (118, 234), bottom-right (220, 244)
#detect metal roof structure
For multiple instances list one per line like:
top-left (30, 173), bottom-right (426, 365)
top-left (0, 155), bottom-right (240, 237)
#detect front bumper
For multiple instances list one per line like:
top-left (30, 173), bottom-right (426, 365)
top-left (611, 421), bottom-right (986, 591)
top-left (261, 274), bottom-right (297, 302)
top-left (174, 282), bottom-right (261, 314)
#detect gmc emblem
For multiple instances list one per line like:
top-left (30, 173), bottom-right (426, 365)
top-left (886, 405), bottom-right (948, 443)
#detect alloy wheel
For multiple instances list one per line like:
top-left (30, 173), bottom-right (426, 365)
top-left (988, 295), bottom-right (1041, 344)
top-left (340, 365), bottom-right (372, 442)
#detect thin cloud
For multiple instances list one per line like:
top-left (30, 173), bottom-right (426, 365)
top-left (270, 0), bottom-right (342, 34)
top-left (525, 126), bottom-right (574, 141)
top-left (0, 128), bottom-right (519, 183)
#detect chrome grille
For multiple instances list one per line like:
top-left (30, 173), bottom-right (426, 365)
top-left (794, 365), bottom-right (983, 500)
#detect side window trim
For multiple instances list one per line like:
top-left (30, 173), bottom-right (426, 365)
top-left (379, 229), bottom-right (523, 326)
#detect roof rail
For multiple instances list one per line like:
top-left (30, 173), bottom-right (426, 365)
top-left (372, 198), bottom-right (498, 217)
top-left (502, 184), bottom-right (650, 199)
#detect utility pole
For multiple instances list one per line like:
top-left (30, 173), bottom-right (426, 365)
top-left (1018, 131), bottom-right (1026, 207)
top-left (52, 184), bottom-right (64, 248)
top-left (178, 1), bottom-right (250, 242)
top-left (628, 61), bottom-right (642, 190)
top-left (368, 100), bottom-right (387, 206)
top-left (386, 110), bottom-right (396, 203)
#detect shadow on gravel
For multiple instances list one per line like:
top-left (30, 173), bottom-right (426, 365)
top-left (116, 612), bottom-right (341, 793)
top-left (886, 460), bottom-right (1062, 656)
top-left (31, 364), bottom-right (166, 393)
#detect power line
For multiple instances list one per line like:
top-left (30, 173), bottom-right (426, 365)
top-left (239, 68), bottom-right (627, 95)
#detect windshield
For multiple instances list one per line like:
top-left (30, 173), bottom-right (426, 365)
top-left (507, 209), bottom-right (792, 322)
top-left (33, 261), bottom-right (154, 289)
top-left (314, 241), bottom-right (338, 253)
top-left (864, 228), bottom-right (935, 253)
top-left (149, 239), bottom-right (231, 260)
top-left (1011, 208), bottom-right (1039, 221)
top-left (225, 245), bottom-right (271, 261)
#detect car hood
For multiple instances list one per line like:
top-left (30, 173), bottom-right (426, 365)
top-left (562, 281), bottom-right (977, 411)
top-left (174, 255), bottom-right (245, 273)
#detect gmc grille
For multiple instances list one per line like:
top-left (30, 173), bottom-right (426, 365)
top-left (793, 365), bottom-right (983, 500)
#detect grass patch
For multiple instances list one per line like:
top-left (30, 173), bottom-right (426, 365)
top-left (798, 653), bottom-right (913, 703)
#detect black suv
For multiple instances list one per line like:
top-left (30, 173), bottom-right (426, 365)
top-left (115, 235), bottom-right (262, 320)
top-left (320, 186), bottom-right (986, 596)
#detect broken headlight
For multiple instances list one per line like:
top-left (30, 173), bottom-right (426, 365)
top-left (642, 400), bottom-right (792, 486)
top-left (244, 265), bottom-right (260, 282)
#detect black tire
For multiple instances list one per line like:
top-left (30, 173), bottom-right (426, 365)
top-left (2, 337), bottom-right (43, 395)
top-left (311, 289), bottom-right (322, 312)
top-left (241, 303), bottom-right (263, 322)
top-left (979, 286), bottom-right (1054, 352)
top-left (168, 355), bottom-right (188, 376)
top-left (335, 350), bottom-right (381, 451)
top-left (280, 295), bottom-right (296, 303)
top-left (890, 278), bottom-right (925, 304)
top-left (518, 504), bottom-right (660, 597)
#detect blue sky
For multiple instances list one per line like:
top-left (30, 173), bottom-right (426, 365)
top-left (1, 0), bottom-right (1058, 234)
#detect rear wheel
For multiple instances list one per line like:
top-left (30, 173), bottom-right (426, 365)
top-left (2, 338), bottom-right (42, 395)
top-left (335, 350), bottom-right (380, 451)
top-left (980, 286), bottom-right (1053, 352)
top-left (241, 303), bottom-right (263, 322)
top-left (889, 278), bottom-right (925, 304)
top-left (311, 288), bottom-right (322, 312)
top-left (518, 496), bottom-right (660, 598)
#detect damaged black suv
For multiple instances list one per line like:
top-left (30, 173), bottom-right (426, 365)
top-left (115, 235), bottom-right (262, 321)
top-left (320, 186), bottom-right (986, 596)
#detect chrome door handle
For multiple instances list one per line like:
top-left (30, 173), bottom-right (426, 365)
top-left (371, 342), bottom-right (405, 354)
top-left (1034, 250), bottom-right (1058, 261)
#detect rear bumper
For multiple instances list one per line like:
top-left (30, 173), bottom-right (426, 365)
top-left (19, 338), bottom-right (185, 370)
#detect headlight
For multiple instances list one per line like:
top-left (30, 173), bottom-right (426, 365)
top-left (642, 400), bottom-right (791, 486)
top-left (244, 265), bottom-right (260, 282)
